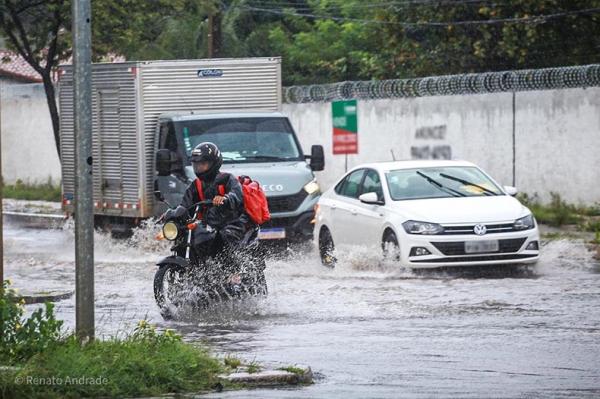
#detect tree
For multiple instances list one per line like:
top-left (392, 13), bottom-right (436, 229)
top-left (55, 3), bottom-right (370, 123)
top-left (0, 0), bottom-right (69, 158)
top-left (0, 0), bottom-right (184, 159)
top-left (219, 0), bottom-right (600, 84)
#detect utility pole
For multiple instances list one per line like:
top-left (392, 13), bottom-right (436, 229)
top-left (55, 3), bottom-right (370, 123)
top-left (207, 4), bottom-right (221, 58)
top-left (0, 81), bottom-right (3, 290)
top-left (72, 0), bottom-right (95, 341)
top-left (207, 13), bottom-right (214, 58)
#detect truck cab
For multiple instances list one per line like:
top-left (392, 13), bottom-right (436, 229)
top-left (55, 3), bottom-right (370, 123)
top-left (154, 111), bottom-right (324, 241)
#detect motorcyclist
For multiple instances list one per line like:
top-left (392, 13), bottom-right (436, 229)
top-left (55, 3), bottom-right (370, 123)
top-left (180, 142), bottom-right (249, 249)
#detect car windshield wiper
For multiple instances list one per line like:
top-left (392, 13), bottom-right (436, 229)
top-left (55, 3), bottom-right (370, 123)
top-left (439, 173), bottom-right (498, 196)
top-left (416, 171), bottom-right (466, 197)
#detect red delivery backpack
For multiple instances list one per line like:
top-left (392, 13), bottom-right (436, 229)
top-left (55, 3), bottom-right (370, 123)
top-left (195, 174), bottom-right (271, 225)
top-left (237, 175), bottom-right (271, 225)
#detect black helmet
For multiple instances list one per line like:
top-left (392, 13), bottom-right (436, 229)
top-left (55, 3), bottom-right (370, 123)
top-left (190, 142), bottom-right (223, 181)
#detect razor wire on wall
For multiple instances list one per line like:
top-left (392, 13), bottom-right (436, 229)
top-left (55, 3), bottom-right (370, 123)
top-left (283, 64), bottom-right (600, 103)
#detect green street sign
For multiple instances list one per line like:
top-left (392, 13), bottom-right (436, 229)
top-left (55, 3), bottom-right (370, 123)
top-left (332, 100), bottom-right (358, 154)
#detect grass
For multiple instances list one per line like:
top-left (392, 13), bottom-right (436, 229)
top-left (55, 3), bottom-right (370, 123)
top-left (2, 178), bottom-right (61, 202)
top-left (0, 323), bottom-right (224, 399)
top-left (592, 230), bottom-right (600, 245)
top-left (518, 192), bottom-right (599, 230)
top-left (2, 339), bottom-right (222, 398)
top-left (246, 361), bottom-right (261, 374)
top-left (224, 356), bottom-right (242, 369)
top-left (0, 283), bottom-right (232, 398)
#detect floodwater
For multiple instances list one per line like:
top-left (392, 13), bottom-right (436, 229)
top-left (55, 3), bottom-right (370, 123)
top-left (4, 220), bottom-right (600, 398)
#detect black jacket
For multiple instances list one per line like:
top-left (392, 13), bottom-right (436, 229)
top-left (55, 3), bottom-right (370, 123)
top-left (180, 172), bottom-right (245, 229)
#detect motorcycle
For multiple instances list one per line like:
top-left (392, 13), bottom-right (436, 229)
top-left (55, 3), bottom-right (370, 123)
top-left (153, 192), bottom-right (268, 318)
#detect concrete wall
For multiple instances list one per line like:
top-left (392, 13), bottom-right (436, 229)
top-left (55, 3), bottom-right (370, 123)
top-left (0, 83), bottom-right (61, 185)
top-left (1, 82), bottom-right (598, 205)
top-left (283, 87), bottom-right (600, 205)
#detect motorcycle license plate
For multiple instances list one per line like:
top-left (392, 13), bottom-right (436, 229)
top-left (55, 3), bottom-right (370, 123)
top-left (258, 228), bottom-right (286, 240)
top-left (465, 240), bottom-right (499, 254)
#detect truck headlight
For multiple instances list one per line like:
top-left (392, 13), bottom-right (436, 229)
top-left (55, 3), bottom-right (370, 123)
top-left (162, 221), bottom-right (179, 240)
top-left (402, 220), bottom-right (444, 235)
top-left (513, 214), bottom-right (535, 230)
top-left (304, 180), bottom-right (320, 195)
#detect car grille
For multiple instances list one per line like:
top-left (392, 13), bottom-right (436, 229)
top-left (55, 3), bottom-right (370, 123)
top-left (441, 223), bottom-right (516, 235)
top-left (430, 238), bottom-right (527, 256)
top-left (267, 190), bottom-right (308, 213)
top-left (411, 254), bottom-right (538, 263)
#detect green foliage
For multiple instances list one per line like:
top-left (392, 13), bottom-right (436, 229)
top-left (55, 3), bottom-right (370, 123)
top-left (3, 325), bottom-right (222, 398)
top-left (208, 0), bottom-right (600, 85)
top-left (224, 356), bottom-right (242, 369)
top-left (593, 229), bottom-right (600, 245)
top-left (0, 281), bottom-right (64, 365)
top-left (0, 303), bottom-right (224, 398)
top-left (3, 0), bottom-right (599, 86)
top-left (518, 192), bottom-right (596, 227)
top-left (2, 178), bottom-right (61, 202)
top-left (246, 361), bottom-right (261, 374)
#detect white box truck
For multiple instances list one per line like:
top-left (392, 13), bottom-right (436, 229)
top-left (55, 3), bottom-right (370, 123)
top-left (58, 57), bottom-right (324, 239)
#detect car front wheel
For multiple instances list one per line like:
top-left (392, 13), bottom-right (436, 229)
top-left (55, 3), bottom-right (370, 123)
top-left (382, 229), bottom-right (401, 262)
top-left (318, 226), bottom-right (337, 268)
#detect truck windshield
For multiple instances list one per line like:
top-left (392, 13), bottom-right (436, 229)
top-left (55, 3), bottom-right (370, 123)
top-left (174, 117), bottom-right (303, 163)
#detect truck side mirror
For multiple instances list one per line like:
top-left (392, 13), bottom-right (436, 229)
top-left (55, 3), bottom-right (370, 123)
top-left (309, 145), bottom-right (325, 171)
top-left (156, 149), bottom-right (179, 176)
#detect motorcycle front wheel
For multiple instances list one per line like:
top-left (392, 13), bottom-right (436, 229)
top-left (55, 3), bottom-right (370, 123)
top-left (154, 264), bottom-right (186, 319)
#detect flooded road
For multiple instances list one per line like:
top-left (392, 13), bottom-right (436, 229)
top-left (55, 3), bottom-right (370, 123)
top-left (4, 221), bottom-right (600, 398)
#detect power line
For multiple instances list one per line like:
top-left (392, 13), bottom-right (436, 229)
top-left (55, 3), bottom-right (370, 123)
top-left (248, 0), bottom-right (510, 7)
top-left (237, 4), bottom-right (600, 27)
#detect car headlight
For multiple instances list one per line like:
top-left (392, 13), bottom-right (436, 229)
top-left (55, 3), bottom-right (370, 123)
top-left (162, 221), bottom-right (179, 241)
top-left (402, 220), bottom-right (444, 235)
top-left (304, 179), bottom-right (320, 195)
top-left (513, 214), bottom-right (535, 230)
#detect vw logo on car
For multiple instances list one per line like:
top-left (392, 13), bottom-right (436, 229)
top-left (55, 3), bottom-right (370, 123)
top-left (473, 224), bottom-right (487, 235)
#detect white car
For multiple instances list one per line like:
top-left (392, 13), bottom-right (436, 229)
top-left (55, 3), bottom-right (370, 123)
top-left (314, 160), bottom-right (540, 268)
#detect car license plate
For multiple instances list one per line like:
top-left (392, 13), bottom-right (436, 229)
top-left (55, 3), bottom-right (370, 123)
top-left (258, 228), bottom-right (286, 240)
top-left (465, 240), bottom-right (499, 254)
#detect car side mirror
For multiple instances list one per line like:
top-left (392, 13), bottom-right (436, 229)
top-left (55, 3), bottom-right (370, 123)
top-left (359, 192), bottom-right (382, 205)
top-left (504, 185), bottom-right (518, 196)
top-left (156, 149), bottom-right (181, 176)
top-left (309, 145), bottom-right (325, 171)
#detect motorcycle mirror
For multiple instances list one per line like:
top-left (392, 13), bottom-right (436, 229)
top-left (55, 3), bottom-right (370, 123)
top-left (154, 190), bottom-right (165, 202)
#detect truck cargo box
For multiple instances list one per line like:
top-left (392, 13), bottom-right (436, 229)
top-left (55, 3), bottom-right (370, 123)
top-left (58, 57), bottom-right (282, 219)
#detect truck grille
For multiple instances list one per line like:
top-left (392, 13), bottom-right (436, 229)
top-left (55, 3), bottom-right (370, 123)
top-left (441, 223), bottom-right (516, 235)
top-left (430, 238), bottom-right (527, 256)
top-left (267, 190), bottom-right (308, 213)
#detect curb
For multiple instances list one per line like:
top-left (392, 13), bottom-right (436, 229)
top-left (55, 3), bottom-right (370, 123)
top-left (3, 211), bottom-right (66, 229)
top-left (12, 290), bottom-right (74, 304)
top-left (219, 365), bottom-right (313, 387)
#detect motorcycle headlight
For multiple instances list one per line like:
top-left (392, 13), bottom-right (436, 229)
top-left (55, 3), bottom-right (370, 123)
top-left (303, 179), bottom-right (320, 195)
top-left (514, 214), bottom-right (535, 230)
top-left (162, 221), bottom-right (179, 241)
top-left (402, 220), bottom-right (444, 235)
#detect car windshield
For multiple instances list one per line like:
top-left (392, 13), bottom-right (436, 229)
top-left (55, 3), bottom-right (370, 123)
top-left (174, 117), bottom-right (302, 163)
top-left (385, 166), bottom-right (504, 200)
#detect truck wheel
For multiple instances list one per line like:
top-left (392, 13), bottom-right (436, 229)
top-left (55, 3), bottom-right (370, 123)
top-left (319, 226), bottom-right (337, 268)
